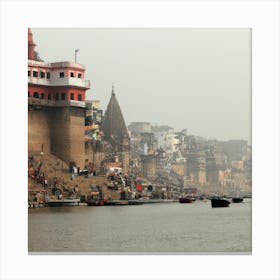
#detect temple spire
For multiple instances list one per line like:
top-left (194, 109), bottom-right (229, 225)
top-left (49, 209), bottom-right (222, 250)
top-left (103, 86), bottom-right (129, 149)
top-left (28, 28), bottom-right (36, 60)
top-left (112, 83), bottom-right (115, 96)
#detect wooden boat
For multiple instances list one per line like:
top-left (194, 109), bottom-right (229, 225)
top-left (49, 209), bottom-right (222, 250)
top-left (87, 200), bottom-right (104, 206)
top-left (86, 192), bottom-right (104, 206)
top-left (231, 197), bottom-right (244, 203)
top-left (128, 200), bottom-right (144, 205)
top-left (47, 198), bottom-right (80, 207)
top-left (211, 197), bottom-right (230, 208)
top-left (104, 200), bottom-right (129, 206)
top-left (179, 196), bottom-right (196, 203)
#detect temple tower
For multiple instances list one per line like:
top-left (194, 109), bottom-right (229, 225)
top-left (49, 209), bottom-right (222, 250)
top-left (103, 86), bottom-right (130, 174)
top-left (28, 28), bottom-right (36, 60)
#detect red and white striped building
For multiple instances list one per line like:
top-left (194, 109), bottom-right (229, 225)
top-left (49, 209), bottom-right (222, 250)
top-left (28, 28), bottom-right (90, 106)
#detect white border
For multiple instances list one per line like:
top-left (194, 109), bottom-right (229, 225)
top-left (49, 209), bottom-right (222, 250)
top-left (0, 1), bottom-right (279, 280)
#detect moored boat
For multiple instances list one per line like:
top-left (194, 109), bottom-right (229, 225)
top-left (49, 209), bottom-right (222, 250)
top-left (87, 200), bottom-right (104, 206)
top-left (104, 200), bottom-right (129, 206)
top-left (128, 200), bottom-right (144, 205)
top-left (47, 198), bottom-right (80, 207)
top-left (231, 197), bottom-right (244, 203)
top-left (179, 196), bottom-right (196, 203)
top-left (86, 192), bottom-right (104, 206)
top-left (211, 197), bottom-right (230, 208)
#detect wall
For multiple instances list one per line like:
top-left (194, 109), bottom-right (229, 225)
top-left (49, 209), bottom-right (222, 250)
top-left (50, 107), bottom-right (85, 168)
top-left (29, 106), bottom-right (86, 168)
top-left (28, 109), bottom-right (51, 154)
top-left (141, 155), bottom-right (156, 178)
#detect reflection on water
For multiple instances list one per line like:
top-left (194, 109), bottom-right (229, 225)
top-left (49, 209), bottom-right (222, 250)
top-left (28, 199), bottom-right (251, 253)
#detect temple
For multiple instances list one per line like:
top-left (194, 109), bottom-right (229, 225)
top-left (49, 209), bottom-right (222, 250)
top-left (103, 86), bottom-right (130, 174)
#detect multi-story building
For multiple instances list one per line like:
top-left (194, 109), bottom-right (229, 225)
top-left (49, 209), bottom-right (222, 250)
top-left (28, 28), bottom-right (91, 168)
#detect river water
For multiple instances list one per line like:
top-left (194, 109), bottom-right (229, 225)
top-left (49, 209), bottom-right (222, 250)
top-left (28, 199), bottom-right (251, 253)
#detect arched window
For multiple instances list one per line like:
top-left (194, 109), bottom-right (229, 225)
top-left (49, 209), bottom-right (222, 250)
top-left (33, 92), bottom-right (39, 98)
top-left (55, 93), bottom-right (59, 100)
top-left (48, 93), bottom-right (51, 100)
top-left (40, 93), bottom-right (44, 99)
top-left (61, 93), bottom-right (66, 100)
top-left (28, 92), bottom-right (30, 97)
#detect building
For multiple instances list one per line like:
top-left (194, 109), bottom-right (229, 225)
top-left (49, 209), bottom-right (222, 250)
top-left (28, 28), bottom-right (91, 168)
top-left (102, 86), bottom-right (130, 174)
top-left (128, 122), bottom-right (152, 135)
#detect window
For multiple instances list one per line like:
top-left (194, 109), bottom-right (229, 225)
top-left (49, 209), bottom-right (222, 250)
top-left (77, 73), bottom-right (82, 78)
top-left (40, 71), bottom-right (45, 78)
top-left (28, 92), bottom-right (30, 97)
top-left (55, 93), bottom-right (59, 100)
top-left (70, 93), bottom-right (74, 100)
top-left (59, 72), bottom-right (65, 78)
top-left (78, 94), bottom-right (82, 101)
top-left (33, 92), bottom-right (39, 98)
top-left (47, 72), bottom-right (51, 79)
top-left (40, 93), bottom-right (44, 99)
top-left (33, 71), bottom-right (38, 77)
top-left (28, 71), bottom-right (30, 77)
top-left (61, 93), bottom-right (66, 100)
top-left (48, 93), bottom-right (51, 100)
top-left (70, 72), bottom-right (74, 77)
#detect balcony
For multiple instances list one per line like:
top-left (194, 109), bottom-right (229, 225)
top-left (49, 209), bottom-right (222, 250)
top-left (28, 76), bottom-right (50, 86)
top-left (28, 97), bottom-right (85, 108)
top-left (28, 77), bottom-right (91, 89)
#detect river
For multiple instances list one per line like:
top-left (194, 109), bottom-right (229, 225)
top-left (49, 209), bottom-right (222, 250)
top-left (28, 199), bottom-right (251, 253)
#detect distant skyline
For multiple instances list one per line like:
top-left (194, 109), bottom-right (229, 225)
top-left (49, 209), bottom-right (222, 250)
top-left (32, 28), bottom-right (251, 143)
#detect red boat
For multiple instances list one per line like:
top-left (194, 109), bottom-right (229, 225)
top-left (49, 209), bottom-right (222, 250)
top-left (179, 197), bottom-right (195, 203)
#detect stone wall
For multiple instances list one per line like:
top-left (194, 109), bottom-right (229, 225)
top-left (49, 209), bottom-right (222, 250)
top-left (28, 109), bottom-right (51, 154)
top-left (28, 106), bottom-right (85, 168)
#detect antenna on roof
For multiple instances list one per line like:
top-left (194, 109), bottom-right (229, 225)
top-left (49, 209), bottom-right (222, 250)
top-left (75, 49), bottom-right (79, 63)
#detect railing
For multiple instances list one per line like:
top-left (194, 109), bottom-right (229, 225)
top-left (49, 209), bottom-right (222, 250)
top-left (28, 77), bottom-right (51, 86)
top-left (50, 77), bottom-right (90, 88)
top-left (28, 97), bottom-right (55, 106)
top-left (28, 77), bottom-right (90, 89)
top-left (28, 98), bottom-right (85, 108)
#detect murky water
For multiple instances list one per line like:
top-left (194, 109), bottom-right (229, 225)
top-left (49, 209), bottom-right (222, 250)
top-left (28, 199), bottom-right (251, 253)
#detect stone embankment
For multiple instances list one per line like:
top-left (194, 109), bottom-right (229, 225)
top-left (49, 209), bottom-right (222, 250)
top-left (28, 153), bottom-right (120, 201)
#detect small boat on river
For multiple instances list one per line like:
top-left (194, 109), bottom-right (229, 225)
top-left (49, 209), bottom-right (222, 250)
top-left (47, 198), bottom-right (80, 207)
top-left (231, 197), bottom-right (244, 203)
top-left (179, 196), bottom-right (196, 203)
top-left (104, 200), bottom-right (129, 206)
top-left (86, 192), bottom-right (104, 206)
top-left (211, 197), bottom-right (230, 208)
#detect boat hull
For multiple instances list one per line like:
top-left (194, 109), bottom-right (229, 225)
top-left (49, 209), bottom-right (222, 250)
top-left (179, 198), bottom-right (194, 203)
top-left (87, 200), bottom-right (104, 206)
top-left (104, 200), bottom-right (129, 206)
top-left (47, 198), bottom-right (80, 207)
top-left (211, 198), bottom-right (230, 208)
top-left (231, 197), bottom-right (244, 203)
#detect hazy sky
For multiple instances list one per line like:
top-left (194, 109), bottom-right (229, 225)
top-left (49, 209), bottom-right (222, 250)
top-left (32, 28), bottom-right (251, 142)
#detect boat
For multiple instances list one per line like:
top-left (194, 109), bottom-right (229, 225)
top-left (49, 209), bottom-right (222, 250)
top-left (211, 197), bottom-right (230, 208)
top-left (139, 199), bottom-right (178, 204)
top-left (128, 200), bottom-right (144, 205)
top-left (87, 200), bottom-right (104, 206)
top-left (179, 196), bottom-right (196, 203)
top-left (104, 200), bottom-right (129, 206)
top-left (231, 197), bottom-right (244, 203)
top-left (86, 192), bottom-right (104, 206)
top-left (47, 198), bottom-right (80, 207)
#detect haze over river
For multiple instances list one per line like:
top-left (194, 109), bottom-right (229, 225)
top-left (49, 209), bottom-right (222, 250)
top-left (28, 199), bottom-right (251, 253)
